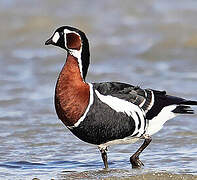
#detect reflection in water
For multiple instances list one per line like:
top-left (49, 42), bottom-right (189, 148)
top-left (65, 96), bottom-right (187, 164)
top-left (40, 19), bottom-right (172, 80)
top-left (0, 0), bottom-right (197, 179)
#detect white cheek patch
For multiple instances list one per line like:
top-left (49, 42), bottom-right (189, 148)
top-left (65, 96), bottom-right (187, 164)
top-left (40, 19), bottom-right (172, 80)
top-left (52, 32), bottom-right (60, 43)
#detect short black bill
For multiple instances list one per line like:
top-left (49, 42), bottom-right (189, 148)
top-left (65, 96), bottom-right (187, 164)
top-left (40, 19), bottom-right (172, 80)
top-left (45, 38), bottom-right (53, 45)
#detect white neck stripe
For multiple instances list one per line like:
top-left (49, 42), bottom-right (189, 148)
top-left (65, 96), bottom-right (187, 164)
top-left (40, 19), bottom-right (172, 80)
top-left (67, 83), bottom-right (94, 129)
top-left (64, 29), bottom-right (83, 79)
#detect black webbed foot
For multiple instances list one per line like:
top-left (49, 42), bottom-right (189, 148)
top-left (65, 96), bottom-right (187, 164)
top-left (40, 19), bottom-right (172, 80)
top-left (130, 155), bottom-right (144, 168)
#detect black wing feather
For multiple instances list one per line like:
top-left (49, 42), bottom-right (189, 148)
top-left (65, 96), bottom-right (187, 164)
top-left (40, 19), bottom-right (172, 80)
top-left (146, 89), bottom-right (197, 119)
top-left (93, 82), bottom-right (197, 120)
top-left (93, 82), bottom-right (154, 113)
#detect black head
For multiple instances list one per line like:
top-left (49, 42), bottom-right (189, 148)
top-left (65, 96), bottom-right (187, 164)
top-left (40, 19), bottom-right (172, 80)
top-left (45, 26), bottom-right (82, 50)
top-left (45, 26), bottom-right (90, 80)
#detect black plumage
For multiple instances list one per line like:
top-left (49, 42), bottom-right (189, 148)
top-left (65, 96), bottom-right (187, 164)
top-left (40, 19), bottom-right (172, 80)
top-left (93, 82), bottom-right (154, 113)
top-left (71, 91), bottom-right (137, 145)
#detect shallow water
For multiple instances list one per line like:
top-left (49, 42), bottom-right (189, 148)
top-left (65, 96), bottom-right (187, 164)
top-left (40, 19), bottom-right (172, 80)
top-left (1, 0), bottom-right (197, 179)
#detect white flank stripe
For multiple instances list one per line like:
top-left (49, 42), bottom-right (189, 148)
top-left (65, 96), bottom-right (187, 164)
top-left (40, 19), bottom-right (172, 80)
top-left (146, 105), bottom-right (177, 135)
top-left (67, 83), bottom-right (94, 129)
top-left (149, 91), bottom-right (155, 109)
top-left (139, 99), bottom-right (146, 107)
top-left (95, 90), bottom-right (145, 136)
top-left (146, 90), bottom-right (155, 112)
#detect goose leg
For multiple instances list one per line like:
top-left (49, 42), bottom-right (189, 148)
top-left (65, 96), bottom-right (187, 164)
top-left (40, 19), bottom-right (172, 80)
top-left (99, 148), bottom-right (108, 169)
top-left (130, 135), bottom-right (152, 168)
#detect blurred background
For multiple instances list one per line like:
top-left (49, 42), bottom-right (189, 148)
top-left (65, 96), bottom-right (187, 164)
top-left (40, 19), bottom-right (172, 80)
top-left (0, 0), bottom-right (197, 179)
